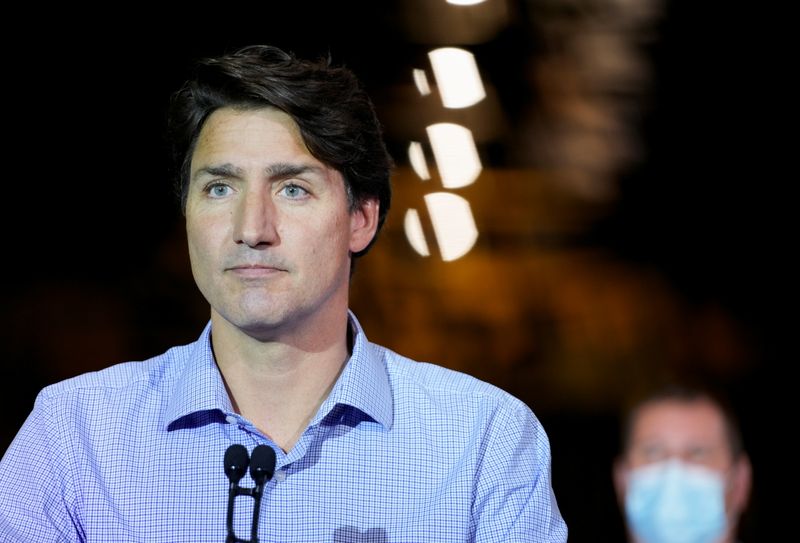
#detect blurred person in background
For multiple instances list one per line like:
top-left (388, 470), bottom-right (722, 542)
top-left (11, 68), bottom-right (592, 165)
top-left (613, 384), bottom-right (752, 543)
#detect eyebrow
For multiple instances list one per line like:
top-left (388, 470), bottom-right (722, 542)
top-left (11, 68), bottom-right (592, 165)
top-left (192, 163), bottom-right (244, 182)
top-left (265, 162), bottom-right (325, 180)
top-left (192, 162), bottom-right (325, 182)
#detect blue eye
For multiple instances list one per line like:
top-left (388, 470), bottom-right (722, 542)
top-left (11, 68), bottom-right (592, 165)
top-left (208, 184), bottom-right (231, 198)
top-left (282, 184), bottom-right (309, 199)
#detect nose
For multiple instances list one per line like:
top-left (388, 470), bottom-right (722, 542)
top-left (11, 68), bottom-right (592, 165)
top-left (232, 188), bottom-right (279, 248)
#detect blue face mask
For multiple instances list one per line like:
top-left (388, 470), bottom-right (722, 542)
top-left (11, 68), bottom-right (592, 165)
top-left (625, 459), bottom-right (727, 543)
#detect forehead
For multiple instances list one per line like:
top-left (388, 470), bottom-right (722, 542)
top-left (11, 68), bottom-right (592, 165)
top-left (191, 107), bottom-right (310, 165)
top-left (629, 398), bottom-right (728, 450)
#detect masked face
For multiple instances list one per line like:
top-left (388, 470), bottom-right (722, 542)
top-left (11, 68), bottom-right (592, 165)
top-left (625, 459), bottom-right (727, 543)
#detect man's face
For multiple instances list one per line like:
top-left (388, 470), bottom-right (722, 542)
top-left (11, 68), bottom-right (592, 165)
top-left (185, 107), bottom-right (377, 340)
top-left (614, 398), bottom-right (751, 535)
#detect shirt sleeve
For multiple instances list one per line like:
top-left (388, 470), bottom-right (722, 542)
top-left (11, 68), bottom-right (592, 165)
top-left (472, 399), bottom-right (568, 542)
top-left (0, 391), bottom-right (84, 542)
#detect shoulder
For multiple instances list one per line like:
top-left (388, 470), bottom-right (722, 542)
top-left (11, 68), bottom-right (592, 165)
top-left (35, 341), bottom-right (193, 408)
top-left (372, 342), bottom-right (535, 421)
top-left (370, 342), bottom-right (555, 469)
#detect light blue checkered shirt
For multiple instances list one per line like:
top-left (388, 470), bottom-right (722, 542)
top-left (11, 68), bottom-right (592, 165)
top-left (0, 312), bottom-right (567, 542)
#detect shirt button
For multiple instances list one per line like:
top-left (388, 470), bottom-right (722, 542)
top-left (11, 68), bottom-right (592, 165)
top-left (274, 470), bottom-right (286, 483)
top-left (225, 415), bottom-right (237, 424)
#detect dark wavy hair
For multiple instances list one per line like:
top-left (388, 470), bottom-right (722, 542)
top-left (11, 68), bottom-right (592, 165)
top-left (166, 44), bottom-right (393, 258)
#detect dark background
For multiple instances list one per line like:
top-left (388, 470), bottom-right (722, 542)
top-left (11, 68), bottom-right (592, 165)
top-left (0, 2), bottom-right (788, 540)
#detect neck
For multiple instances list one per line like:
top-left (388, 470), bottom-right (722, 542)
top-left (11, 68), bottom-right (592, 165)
top-left (210, 310), bottom-right (351, 452)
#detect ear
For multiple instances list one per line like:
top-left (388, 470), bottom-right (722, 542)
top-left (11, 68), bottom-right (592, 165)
top-left (349, 198), bottom-right (380, 254)
top-left (728, 453), bottom-right (752, 514)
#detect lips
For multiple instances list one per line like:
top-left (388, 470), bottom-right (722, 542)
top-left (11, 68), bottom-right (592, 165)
top-left (229, 264), bottom-right (278, 270)
top-left (226, 264), bottom-right (286, 277)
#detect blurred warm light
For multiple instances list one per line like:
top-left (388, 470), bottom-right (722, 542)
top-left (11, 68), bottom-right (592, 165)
top-left (426, 123), bottom-right (482, 188)
top-left (408, 141), bottom-right (431, 180)
top-left (364, 168), bottom-right (755, 408)
top-left (446, 0), bottom-right (487, 5)
top-left (428, 47), bottom-right (486, 109)
top-left (403, 208), bottom-right (430, 257)
top-left (412, 68), bottom-right (431, 96)
top-left (398, 0), bottom-right (509, 44)
top-left (424, 192), bottom-right (478, 262)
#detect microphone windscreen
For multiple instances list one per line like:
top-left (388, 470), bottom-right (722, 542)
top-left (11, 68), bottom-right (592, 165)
top-left (224, 444), bottom-right (250, 483)
top-left (250, 444), bottom-right (277, 484)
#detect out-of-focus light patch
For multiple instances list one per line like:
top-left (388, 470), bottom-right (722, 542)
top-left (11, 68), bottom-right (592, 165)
top-left (408, 141), bottom-right (431, 180)
top-left (413, 68), bottom-right (431, 96)
top-left (404, 208), bottom-right (430, 257)
top-left (426, 123), bottom-right (482, 188)
top-left (428, 47), bottom-right (485, 109)
top-left (425, 192), bottom-right (478, 261)
top-left (446, 0), bottom-right (487, 5)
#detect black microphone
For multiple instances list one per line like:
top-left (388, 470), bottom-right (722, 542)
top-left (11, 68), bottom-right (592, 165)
top-left (223, 444), bottom-right (276, 543)
top-left (224, 444), bottom-right (250, 484)
top-left (224, 444), bottom-right (250, 542)
top-left (247, 445), bottom-right (276, 542)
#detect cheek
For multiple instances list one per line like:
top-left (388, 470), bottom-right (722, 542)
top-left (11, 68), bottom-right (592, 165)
top-left (186, 215), bottom-right (223, 263)
top-left (185, 220), bottom-right (204, 256)
top-left (300, 214), bottom-right (348, 249)
top-left (186, 235), bottom-right (209, 279)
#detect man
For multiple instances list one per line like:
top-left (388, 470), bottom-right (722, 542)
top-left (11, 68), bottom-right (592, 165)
top-left (613, 385), bottom-right (752, 543)
top-left (0, 45), bottom-right (567, 541)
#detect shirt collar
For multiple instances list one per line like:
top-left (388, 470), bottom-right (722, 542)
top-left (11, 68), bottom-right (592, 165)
top-left (162, 312), bottom-right (393, 431)
top-left (162, 321), bottom-right (234, 430)
top-left (315, 311), bottom-right (393, 430)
